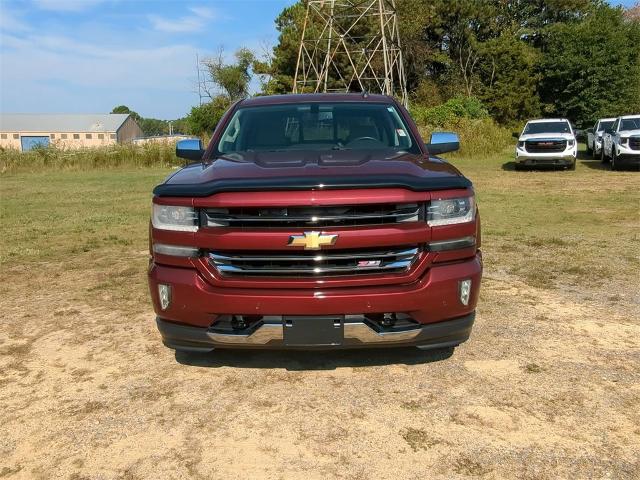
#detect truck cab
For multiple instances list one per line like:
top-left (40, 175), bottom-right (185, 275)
top-left (148, 94), bottom-right (482, 353)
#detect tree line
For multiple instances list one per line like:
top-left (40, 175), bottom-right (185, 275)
top-left (126, 0), bottom-right (640, 136)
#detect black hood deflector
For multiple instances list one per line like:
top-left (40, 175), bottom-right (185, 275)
top-left (153, 174), bottom-right (472, 197)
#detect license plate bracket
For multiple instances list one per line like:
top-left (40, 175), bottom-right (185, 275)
top-left (283, 316), bottom-right (344, 346)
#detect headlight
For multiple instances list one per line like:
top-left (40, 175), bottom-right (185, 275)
top-left (620, 137), bottom-right (629, 146)
top-left (427, 197), bottom-right (475, 226)
top-left (152, 204), bottom-right (198, 232)
top-left (567, 139), bottom-right (575, 147)
top-left (517, 141), bottom-right (525, 149)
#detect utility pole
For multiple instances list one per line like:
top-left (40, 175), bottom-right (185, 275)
top-left (293, 0), bottom-right (408, 106)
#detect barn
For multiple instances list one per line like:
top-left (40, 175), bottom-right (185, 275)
top-left (0, 113), bottom-right (143, 151)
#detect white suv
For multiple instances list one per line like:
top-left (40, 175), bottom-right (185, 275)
top-left (601, 115), bottom-right (640, 171)
top-left (514, 119), bottom-right (577, 170)
top-left (586, 117), bottom-right (616, 159)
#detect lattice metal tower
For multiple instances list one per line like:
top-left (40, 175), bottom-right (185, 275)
top-left (293, 0), bottom-right (408, 105)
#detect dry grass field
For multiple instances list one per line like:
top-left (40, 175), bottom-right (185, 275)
top-left (1, 151), bottom-right (639, 479)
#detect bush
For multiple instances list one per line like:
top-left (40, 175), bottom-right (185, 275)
top-left (410, 96), bottom-right (489, 127)
top-left (0, 143), bottom-right (183, 174)
top-left (417, 117), bottom-right (513, 158)
top-left (408, 96), bottom-right (511, 157)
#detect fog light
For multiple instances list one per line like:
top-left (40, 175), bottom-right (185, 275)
top-left (158, 284), bottom-right (171, 310)
top-left (459, 279), bottom-right (472, 306)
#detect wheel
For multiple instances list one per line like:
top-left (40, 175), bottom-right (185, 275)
top-left (611, 147), bottom-right (619, 170)
top-left (568, 160), bottom-right (576, 171)
top-left (586, 141), bottom-right (592, 156)
top-left (601, 142), bottom-right (609, 163)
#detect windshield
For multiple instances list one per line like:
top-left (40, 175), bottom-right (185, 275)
top-left (597, 120), bottom-right (614, 132)
top-left (621, 118), bottom-right (640, 130)
top-left (216, 102), bottom-right (419, 154)
top-left (523, 121), bottom-right (572, 134)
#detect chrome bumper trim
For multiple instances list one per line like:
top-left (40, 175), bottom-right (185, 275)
top-left (207, 323), bottom-right (283, 344)
top-left (206, 321), bottom-right (422, 345)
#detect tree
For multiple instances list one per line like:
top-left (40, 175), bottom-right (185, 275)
top-left (477, 36), bottom-right (541, 124)
top-left (201, 48), bottom-right (255, 101)
top-left (110, 105), bottom-right (141, 122)
top-left (538, 3), bottom-right (640, 126)
top-left (187, 96), bottom-right (232, 136)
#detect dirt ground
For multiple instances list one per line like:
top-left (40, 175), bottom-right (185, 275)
top-left (1, 157), bottom-right (639, 479)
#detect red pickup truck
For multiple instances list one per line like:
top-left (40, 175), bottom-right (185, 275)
top-left (148, 93), bottom-right (482, 353)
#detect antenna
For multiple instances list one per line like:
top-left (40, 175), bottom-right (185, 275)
top-left (196, 52), bottom-right (205, 106)
top-left (293, 0), bottom-right (408, 106)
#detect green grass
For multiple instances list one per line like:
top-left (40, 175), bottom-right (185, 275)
top-left (0, 143), bottom-right (183, 174)
top-left (1, 151), bottom-right (638, 303)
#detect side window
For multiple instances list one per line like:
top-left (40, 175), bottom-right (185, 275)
top-left (219, 115), bottom-right (241, 152)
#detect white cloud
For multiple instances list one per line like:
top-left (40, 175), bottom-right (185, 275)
top-left (148, 5), bottom-right (218, 33)
top-left (32, 0), bottom-right (106, 12)
top-left (188, 6), bottom-right (216, 19)
top-left (0, 6), bottom-right (31, 32)
top-left (0, 30), bottom-right (200, 117)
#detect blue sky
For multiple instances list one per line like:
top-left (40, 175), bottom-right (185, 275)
top-left (0, 0), bottom-right (636, 119)
top-left (0, 0), bottom-right (294, 119)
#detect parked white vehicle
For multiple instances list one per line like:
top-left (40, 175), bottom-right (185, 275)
top-left (586, 117), bottom-right (615, 159)
top-left (601, 115), bottom-right (640, 170)
top-left (514, 119), bottom-right (577, 170)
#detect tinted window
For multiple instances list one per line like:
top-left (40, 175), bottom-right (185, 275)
top-left (523, 122), bottom-right (571, 134)
top-left (217, 103), bottom-right (418, 154)
top-left (597, 120), bottom-right (614, 132)
top-left (621, 118), bottom-right (640, 130)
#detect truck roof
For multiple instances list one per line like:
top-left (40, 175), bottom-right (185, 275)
top-left (619, 114), bottom-right (640, 119)
top-left (239, 93), bottom-right (395, 107)
top-left (526, 118), bottom-right (570, 123)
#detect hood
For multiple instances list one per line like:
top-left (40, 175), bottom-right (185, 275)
top-left (619, 129), bottom-right (640, 137)
top-left (154, 149), bottom-right (471, 197)
top-left (519, 132), bottom-right (575, 141)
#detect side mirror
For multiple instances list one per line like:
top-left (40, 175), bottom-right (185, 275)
top-left (426, 132), bottom-right (459, 155)
top-left (512, 131), bottom-right (520, 139)
top-left (176, 139), bottom-right (205, 161)
top-left (586, 128), bottom-right (594, 134)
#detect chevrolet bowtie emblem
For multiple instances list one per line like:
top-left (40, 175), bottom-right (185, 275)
top-left (288, 231), bottom-right (338, 250)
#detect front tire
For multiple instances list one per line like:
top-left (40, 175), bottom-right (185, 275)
top-left (601, 143), bottom-right (609, 163)
top-left (611, 147), bottom-right (619, 171)
top-left (568, 160), bottom-right (576, 170)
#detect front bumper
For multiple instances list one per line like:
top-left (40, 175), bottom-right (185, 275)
top-left (156, 313), bottom-right (476, 351)
top-left (615, 152), bottom-right (640, 167)
top-left (515, 148), bottom-right (576, 166)
top-left (149, 253), bottom-right (482, 349)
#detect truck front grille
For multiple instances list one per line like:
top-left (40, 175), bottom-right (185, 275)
top-left (209, 246), bottom-right (420, 277)
top-left (525, 139), bottom-right (567, 153)
top-left (202, 203), bottom-right (421, 228)
top-left (630, 136), bottom-right (640, 151)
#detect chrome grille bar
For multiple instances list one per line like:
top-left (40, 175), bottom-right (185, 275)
top-left (203, 203), bottom-right (421, 228)
top-left (209, 247), bottom-right (419, 277)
